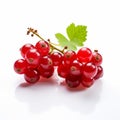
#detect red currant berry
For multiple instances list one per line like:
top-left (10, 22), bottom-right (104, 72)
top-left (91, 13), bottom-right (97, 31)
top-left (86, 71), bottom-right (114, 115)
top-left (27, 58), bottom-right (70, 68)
top-left (91, 50), bottom-right (103, 66)
top-left (66, 80), bottom-right (81, 88)
top-left (69, 60), bottom-right (83, 76)
top-left (24, 68), bottom-right (40, 83)
top-left (66, 74), bottom-right (81, 88)
top-left (63, 50), bottom-right (77, 65)
top-left (38, 56), bottom-right (54, 78)
top-left (81, 76), bottom-right (94, 88)
top-left (57, 63), bottom-right (70, 78)
top-left (38, 65), bottom-right (54, 78)
top-left (20, 43), bottom-right (35, 58)
top-left (35, 40), bottom-right (50, 56)
top-left (39, 56), bottom-right (53, 70)
top-left (50, 52), bottom-right (63, 66)
top-left (83, 62), bottom-right (97, 78)
top-left (25, 48), bottom-right (40, 66)
top-left (77, 47), bottom-right (92, 63)
top-left (94, 66), bottom-right (103, 80)
top-left (14, 59), bottom-right (27, 74)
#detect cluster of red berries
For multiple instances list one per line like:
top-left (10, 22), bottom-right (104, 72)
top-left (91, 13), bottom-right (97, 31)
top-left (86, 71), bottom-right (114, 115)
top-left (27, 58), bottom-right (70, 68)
top-left (14, 28), bottom-right (103, 89)
top-left (59, 48), bottom-right (103, 88)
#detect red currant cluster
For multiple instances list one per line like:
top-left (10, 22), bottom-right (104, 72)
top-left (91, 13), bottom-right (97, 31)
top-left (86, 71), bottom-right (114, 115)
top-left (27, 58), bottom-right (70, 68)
top-left (14, 28), bottom-right (103, 89)
top-left (56, 48), bottom-right (103, 88)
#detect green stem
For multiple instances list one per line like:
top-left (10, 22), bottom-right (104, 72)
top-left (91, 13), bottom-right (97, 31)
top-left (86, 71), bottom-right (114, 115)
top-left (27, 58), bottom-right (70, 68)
top-left (49, 44), bottom-right (63, 53)
top-left (33, 32), bottom-right (44, 41)
top-left (30, 29), bottom-right (64, 54)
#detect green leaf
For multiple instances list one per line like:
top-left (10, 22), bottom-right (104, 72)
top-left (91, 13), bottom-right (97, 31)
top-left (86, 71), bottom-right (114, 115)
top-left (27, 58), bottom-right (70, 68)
top-left (66, 23), bottom-right (75, 40)
top-left (66, 23), bottom-right (87, 46)
top-left (55, 33), bottom-right (77, 50)
top-left (55, 23), bottom-right (87, 51)
top-left (55, 33), bottom-right (68, 47)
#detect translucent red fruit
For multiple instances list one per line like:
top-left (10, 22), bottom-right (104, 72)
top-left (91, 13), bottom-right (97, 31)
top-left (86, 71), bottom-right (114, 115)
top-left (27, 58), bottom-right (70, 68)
top-left (91, 50), bottom-right (103, 66)
top-left (81, 76), bottom-right (94, 88)
top-left (63, 50), bottom-right (77, 65)
top-left (39, 56), bottom-right (53, 70)
top-left (20, 43), bottom-right (35, 58)
top-left (83, 62), bottom-right (97, 79)
top-left (38, 65), bottom-right (54, 78)
top-left (14, 59), bottom-right (27, 74)
top-left (66, 74), bottom-right (81, 88)
top-left (94, 66), bottom-right (103, 80)
top-left (35, 40), bottom-right (50, 56)
top-left (24, 68), bottom-right (40, 83)
top-left (77, 47), bottom-right (92, 63)
top-left (69, 60), bottom-right (83, 76)
top-left (38, 56), bottom-right (54, 78)
top-left (25, 48), bottom-right (40, 66)
top-left (57, 63), bottom-right (70, 78)
top-left (50, 52), bottom-right (63, 66)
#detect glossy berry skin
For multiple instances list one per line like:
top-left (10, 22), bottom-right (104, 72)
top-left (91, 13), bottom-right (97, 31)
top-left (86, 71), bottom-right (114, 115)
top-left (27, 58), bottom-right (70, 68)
top-left (83, 62), bottom-right (97, 79)
top-left (24, 68), bottom-right (40, 83)
top-left (57, 63), bottom-right (70, 78)
top-left (35, 40), bottom-right (50, 56)
top-left (81, 76), bottom-right (94, 88)
top-left (66, 80), bottom-right (81, 88)
top-left (77, 47), bottom-right (92, 63)
top-left (25, 48), bottom-right (40, 66)
top-left (39, 56), bottom-right (53, 70)
top-left (94, 66), bottom-right (103, 80)
top-left (38, 65), bottom-right (54, 78)
top-left (63, 50), bottom-right (77, 65)
top-left (50, 52), bottom-right (63, 66)
top-left (20, 43), bottom-right (35, 58)
top-left (69, 60), bottom-right (83, 76)
top-left (91, 51), bottom-right (103, 66)
top-left (38, 56), bottom-right (54, 78)
top-left (65, 62), bottom-right (82, 88)
top-left (66, 74), bottom-right (81, 88)
top-left (14, 59), bottom-right (27, 74)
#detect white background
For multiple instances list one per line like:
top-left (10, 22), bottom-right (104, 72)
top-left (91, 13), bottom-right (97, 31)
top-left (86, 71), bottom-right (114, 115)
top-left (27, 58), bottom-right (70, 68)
top-left (0, 0), bottom-right (120, 120)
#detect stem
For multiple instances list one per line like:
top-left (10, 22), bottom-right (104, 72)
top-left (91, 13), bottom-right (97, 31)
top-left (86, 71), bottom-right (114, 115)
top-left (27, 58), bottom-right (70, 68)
top-left (50, 44), bottom-right (63, 53)
top-left (35, 33), bottom-right (44, 40)
top-left (50, 42), bottom-right (60, 46)
top-left (28, 28), bottom-right (65, 54)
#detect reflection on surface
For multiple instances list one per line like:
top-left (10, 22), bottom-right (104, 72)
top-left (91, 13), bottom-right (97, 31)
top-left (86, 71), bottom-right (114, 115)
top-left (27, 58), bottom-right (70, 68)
top-left (15, 76), bottom-right (103, 114)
